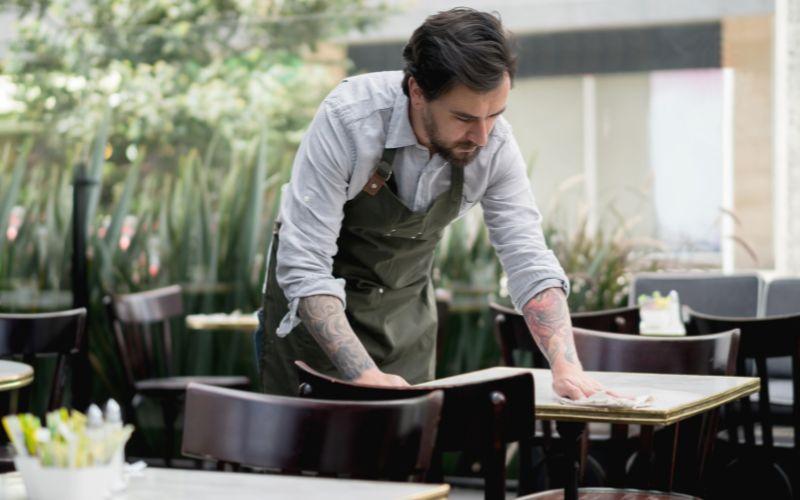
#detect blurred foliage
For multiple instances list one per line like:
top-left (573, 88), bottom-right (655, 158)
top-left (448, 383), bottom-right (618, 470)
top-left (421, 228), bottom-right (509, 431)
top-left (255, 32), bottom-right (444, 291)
top-left (3, 0), bottom-right (384, 152)
top-left (0, 0), bottom-right (387, 455)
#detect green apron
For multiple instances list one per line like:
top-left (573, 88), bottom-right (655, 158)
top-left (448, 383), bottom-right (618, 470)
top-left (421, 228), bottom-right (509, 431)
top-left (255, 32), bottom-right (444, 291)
top-left (259, 147), bottom-right (464, 395)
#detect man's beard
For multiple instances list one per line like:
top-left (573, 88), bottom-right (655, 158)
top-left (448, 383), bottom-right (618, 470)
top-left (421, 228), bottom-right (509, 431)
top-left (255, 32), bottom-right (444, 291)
top-left (423, 110), bottom-right (481, 168)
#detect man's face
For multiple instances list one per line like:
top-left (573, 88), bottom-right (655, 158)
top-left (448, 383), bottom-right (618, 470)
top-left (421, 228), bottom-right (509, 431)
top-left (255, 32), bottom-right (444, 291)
top-left (411, 73), bottom-right (510, 168)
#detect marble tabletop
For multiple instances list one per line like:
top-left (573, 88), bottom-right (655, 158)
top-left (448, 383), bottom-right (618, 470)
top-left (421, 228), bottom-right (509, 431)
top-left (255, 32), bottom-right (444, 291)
top-left (0, 360), bottom-right (34, 392)
top-left (0, 467), bottom-right (450, 500)
top-left (420, 366), bottom-right (759, 426)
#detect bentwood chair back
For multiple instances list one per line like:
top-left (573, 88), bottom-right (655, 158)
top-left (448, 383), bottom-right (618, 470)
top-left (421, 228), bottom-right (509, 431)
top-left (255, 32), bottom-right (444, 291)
top-left (105, 285), bottom-right (249, 466)
top-left (295, 360), bottom-right (535, 500)
top-left (0, 308), bottom-right (87, 412)
top-left (181, 382), bottom-right (444, 481)
top-left (571, 306), bottom-right (640, 334)
top-left (0, 308), bottom-right (86, 472)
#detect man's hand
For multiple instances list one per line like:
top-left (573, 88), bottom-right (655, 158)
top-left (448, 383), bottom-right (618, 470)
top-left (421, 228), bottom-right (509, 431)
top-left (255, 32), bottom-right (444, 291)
top-left (521, 287), bottom-right (605, 400)
top-left (353, 367), bottom-right (410, 387)
top-left (551, 365), bottom-right (605, 400)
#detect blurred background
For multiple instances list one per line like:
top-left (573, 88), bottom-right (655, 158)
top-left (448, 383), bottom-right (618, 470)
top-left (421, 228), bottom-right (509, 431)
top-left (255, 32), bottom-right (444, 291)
top-left (0, 0), bottom-right (797, 463)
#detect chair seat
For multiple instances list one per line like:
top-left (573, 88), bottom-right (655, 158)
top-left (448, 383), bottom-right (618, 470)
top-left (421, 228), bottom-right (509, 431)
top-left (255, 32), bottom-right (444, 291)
top-left (519, 486), bottom-right (700, 499)
top-left (136, 375), bottom-right (249, 396)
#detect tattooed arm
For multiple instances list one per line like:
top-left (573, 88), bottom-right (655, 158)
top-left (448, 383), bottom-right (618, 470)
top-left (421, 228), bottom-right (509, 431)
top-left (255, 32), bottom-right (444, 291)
top-left (522, 287), bottom-right (605, 399)
top-left (298, 295), bottom-right (408, 386)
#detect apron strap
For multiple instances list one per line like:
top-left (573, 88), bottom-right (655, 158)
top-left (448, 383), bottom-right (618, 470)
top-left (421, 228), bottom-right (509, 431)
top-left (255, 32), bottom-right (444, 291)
top-left (362, 148), bottom-right (398, 196)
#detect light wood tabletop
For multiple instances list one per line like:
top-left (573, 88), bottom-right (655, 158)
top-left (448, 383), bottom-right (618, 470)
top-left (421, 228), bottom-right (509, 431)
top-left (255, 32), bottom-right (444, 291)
top-left (185, 312), bottom-right (258, 332)
top-left (420, 366), bottom-right (759, 426)
top-left (0, 467), bottom-right (450, 500)
top-left (0, 360), bottom-right (34, 392)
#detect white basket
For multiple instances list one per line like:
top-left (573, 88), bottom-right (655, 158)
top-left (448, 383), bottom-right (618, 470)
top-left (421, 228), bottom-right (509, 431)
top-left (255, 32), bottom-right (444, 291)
top-left (13, 456), bottom-right (115, 500)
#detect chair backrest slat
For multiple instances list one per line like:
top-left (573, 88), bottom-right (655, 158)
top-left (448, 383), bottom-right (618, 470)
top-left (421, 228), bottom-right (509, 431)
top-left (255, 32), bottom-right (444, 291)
top-left (571, 306), bottom-right (640, 334)
top-left (181, 382), bottom-right (444, 481)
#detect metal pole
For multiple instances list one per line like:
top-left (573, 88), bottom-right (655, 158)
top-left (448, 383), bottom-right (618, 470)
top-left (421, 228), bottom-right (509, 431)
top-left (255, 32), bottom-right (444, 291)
top-left (72, 163), bottom-right (96, 410)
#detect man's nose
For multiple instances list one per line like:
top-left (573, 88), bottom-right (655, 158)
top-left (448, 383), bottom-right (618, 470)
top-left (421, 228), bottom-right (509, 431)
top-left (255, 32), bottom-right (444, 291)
top-left (468, 119), bottom-right (489, 147)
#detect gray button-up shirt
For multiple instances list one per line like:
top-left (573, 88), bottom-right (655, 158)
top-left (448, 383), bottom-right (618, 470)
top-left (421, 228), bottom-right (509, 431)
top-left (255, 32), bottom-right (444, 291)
top-left (273, 71), bottom-right (568, 336)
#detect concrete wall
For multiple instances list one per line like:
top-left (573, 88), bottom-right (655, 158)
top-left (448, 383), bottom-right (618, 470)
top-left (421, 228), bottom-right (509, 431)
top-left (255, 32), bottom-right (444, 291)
top-left (722, 15), bottom-right (775, 269)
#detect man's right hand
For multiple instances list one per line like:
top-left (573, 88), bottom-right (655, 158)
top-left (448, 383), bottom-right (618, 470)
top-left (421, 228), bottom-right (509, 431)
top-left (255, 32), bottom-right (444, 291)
top-left (353, 367), bottom-right (410, 387)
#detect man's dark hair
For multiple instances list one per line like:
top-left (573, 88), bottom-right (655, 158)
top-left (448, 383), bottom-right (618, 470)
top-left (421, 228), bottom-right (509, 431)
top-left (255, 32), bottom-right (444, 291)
top-left (402, 8), bottom-right (517, 100)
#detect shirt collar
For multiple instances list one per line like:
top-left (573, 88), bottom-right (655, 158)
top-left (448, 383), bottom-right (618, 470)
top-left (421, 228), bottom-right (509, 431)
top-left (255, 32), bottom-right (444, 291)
top-left (385, 91), bottom-right (421, 149)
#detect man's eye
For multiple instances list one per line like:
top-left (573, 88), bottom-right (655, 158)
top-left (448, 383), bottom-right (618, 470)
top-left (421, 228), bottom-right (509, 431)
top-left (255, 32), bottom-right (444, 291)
top-left (456, 116), bottom-right (471, 122)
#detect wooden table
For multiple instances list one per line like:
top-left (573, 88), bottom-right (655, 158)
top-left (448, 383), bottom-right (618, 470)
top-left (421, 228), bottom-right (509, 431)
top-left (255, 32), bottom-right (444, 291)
top-left (185, 313), bottom-right (258, 332)
top-left (0, 467), bottom-right (450, 499)
top-left (422, 367), bottom-right (759, 499)
top-left (0, 360), bottom-right (34, 392)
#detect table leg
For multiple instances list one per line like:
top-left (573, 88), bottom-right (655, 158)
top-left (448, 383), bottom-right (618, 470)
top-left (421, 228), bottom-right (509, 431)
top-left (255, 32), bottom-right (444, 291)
top-left (556, 420), bottom-right (586, 500)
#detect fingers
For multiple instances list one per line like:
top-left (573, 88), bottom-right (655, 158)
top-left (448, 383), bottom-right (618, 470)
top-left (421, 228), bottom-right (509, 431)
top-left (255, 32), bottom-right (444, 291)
top-left (553, 381), bottom-right (584, 400)
top-left (390, 375), bottom-right (410, 387)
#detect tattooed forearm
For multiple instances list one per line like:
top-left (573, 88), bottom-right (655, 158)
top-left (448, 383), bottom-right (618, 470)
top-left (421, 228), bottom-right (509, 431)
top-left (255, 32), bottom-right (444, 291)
top-left (521, 288), bottom-right (580, 369)
top-left (298, 295), bottom-right (377, 380)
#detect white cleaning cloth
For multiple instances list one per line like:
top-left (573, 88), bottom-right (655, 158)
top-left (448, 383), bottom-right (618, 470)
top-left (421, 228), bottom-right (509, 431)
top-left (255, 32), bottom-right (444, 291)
top-left (557, 390), bottom-right (654, 409)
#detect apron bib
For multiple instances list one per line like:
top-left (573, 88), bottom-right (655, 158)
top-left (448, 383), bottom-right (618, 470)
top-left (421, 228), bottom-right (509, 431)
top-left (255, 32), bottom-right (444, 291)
top-left (259, 148), bottom-right (464, 395)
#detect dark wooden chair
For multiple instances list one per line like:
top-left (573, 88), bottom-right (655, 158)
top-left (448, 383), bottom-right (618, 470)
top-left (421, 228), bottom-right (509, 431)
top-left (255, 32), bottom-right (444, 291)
top-left (570, 306), bottom-right (640, 334)
top-left (763, 279), bottom-right (800, 420)
top-left (181, 382), bottom-right (444, 481)
top-left (687, 308), bottom-right (800, 498)
top-left (295, 360), bottom-right (535, 500)
top-left (105, 285), bottom-right (250, 467)
top-left (0, 308), bottom-right (87, 472)
top-left (524, 327), bottom-right (738, 500)
top-left (0, 307), bottom-right (87, 412)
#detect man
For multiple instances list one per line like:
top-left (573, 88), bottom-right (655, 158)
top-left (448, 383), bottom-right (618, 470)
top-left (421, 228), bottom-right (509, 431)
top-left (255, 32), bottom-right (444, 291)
top-left (257, 7), bottom-right (604, 399)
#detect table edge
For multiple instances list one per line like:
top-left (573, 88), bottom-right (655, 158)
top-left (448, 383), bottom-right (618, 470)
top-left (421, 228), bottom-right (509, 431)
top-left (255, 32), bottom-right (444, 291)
top-left (535, 377), bottom-right (760, 425)
top-left (406, 484), bottom-right (450, 500)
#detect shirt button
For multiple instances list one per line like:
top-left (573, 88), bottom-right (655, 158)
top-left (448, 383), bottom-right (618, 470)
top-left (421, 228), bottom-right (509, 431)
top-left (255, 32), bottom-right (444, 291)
top-left (390, 229), bottom-right (396, 233)
top-left (378, 288), bottom-right (384, 294)
top-left (370, 183), bottom-right (378, 189)
top-left (410, 236), bottom-right (416, 239)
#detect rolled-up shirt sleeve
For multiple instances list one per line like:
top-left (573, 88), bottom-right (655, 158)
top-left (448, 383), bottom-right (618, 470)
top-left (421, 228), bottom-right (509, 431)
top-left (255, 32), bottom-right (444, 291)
top-left (273, 99), bottom-right (353, 336)
top-left (481, 135), bottom-right (570, 312)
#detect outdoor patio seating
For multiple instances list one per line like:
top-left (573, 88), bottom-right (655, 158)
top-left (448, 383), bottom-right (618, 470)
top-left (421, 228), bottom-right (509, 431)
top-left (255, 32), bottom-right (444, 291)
top-left (294, 360), bottom-right (535, 500)
top-left (105, 285), bottom-right (250, 467)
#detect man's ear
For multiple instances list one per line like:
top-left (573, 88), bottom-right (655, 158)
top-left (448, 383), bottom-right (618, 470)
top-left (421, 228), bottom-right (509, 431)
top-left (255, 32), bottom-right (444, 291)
top-left (408, 77), bottom-right (426, 108)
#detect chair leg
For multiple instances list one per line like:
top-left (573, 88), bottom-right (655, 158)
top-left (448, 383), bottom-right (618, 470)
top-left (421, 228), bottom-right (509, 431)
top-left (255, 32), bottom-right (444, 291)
top-left (517, 436), bottom-right (536, 496)
top-left (160, 398), bottom-right (180, 468)
top-left (483, 443), bottom-right (507, 500)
